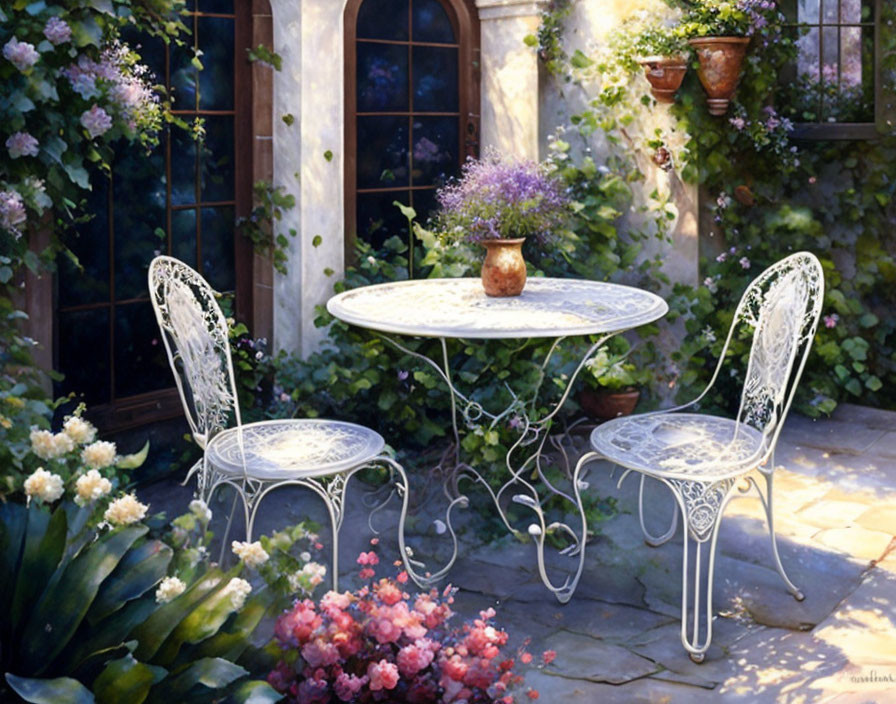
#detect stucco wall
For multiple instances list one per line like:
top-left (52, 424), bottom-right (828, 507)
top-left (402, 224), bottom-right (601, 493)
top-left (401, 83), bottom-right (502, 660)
top-left (539, 0), bottom-right (699, 290)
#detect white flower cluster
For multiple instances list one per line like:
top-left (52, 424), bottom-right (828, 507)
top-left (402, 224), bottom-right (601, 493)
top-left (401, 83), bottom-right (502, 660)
top-left (63, 415), bottom-right (97, 444)
top-left (222, 577), bottom-right (252, 611)
top-left (288, 562), bottom-right (327, 593)
top-left (104, 493), bottom-right (148, 525)
top-left (74, 469), bottom-right (113, 505)
top-left (30, 428), bottom-right (74, 460)
top-left (155, 576), bottom-right (186, 604)
top-left (82, 440), bottom-right (117, 469)
top-left (23, 467), bottom-right (64, 503)
top-left (231, 540), bottom-right (269, 568)
top-left (189, 498), bottom-right (212, 523)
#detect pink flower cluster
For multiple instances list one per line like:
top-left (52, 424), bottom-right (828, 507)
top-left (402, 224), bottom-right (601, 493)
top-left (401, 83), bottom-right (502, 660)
top-left (268, 543), bottom-right (539, 703)
top-left (3, 37), bottom-right (39, 72)
top-left (43, 16), bottom-right (72, 45)
top-left (80, 105), bottom-right (113, 139)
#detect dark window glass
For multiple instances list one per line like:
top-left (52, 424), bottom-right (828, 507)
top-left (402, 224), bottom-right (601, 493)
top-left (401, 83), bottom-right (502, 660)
top-left (412, 46), bottom-right (458, 111)
top-left (357, 0), bottom-right (409, 40)
top-left (413, 0), bottom-right (455, 43)
top-left (198, 16), bottom-right (234, 109)
top-left (358, 116), bottom-right (410, 188)
top-left (57, 309), bottom-right (111, 406)
top-left (201, 207), bottom-right (236, 291)
top-left (357, 192), bottom-right (410, 249)
top-left (172, 209), bottom-right (198, 268)
top-left (114, 302), bottom-right (171, 397)
top-left (200, 115), bottom-right (235, 201)
top-left (170, 24), bottom-right (198, 110)
top-left (357, 43), bottom-right (410, 112)
top-left (171, 123), bottom-right (198, 205)
top-left (202, 0), bottom-right (233, 12)
top-left (412, 116), bottom-right (458, 185)
top-left (59, 177), bottom-right (110, 306)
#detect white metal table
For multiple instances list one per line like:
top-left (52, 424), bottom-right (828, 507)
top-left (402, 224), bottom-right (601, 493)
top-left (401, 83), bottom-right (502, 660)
top-left (327, 277), bottom-right (668, 601)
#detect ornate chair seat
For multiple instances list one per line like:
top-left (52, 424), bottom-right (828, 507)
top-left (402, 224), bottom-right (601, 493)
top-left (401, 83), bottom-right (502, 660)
top-left (207, 419), bottom-right (385, 480)
top-left (590, 413), bottom-right (765, 482)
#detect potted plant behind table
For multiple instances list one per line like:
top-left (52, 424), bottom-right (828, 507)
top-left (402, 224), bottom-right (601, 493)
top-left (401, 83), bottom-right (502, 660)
top-left (578, 343), bottom-right (652, 421)
top-left (433, 151), bottom-right (570, 297)
top-left (674, 0), bottom-right (783, 115)
top-left (635, 24), bottom-right (691, 104)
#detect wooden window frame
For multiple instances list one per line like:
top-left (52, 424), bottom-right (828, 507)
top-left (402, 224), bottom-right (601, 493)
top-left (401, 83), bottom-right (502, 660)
top-left (24, 0), bottom-right (275, 433)
top-left (343, 0), bottom-right (480, 265)
top-left (785, 0), bottom-right (883, 140)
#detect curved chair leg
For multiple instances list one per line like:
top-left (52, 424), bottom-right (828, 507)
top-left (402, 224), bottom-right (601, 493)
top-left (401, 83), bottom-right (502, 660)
top-left (666, 477), bottom-right (737, 663)
top-left (639, 474), bottom-right (679, 547)
top-left (760, 471), bottom-right (804, 601)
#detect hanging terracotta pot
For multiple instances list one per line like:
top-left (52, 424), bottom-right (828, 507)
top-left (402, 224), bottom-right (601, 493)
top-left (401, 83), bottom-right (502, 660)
top-left (481, 238), bottom-right (527, 297)
top-left (638, 56), bottom-right (689, 104)
top-left (688, 36), bottom-right (751, 116)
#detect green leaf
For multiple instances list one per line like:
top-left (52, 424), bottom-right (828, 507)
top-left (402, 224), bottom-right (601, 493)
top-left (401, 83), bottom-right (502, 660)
top-left (5, 674), bottom-right (94, 704)
top-left (0, 502), bottom-right (29, 635)
top-left (523, 33), bottom-right (538, 47)
top-left (117, 441), bottom-right (150, 469)
top-left (19, 525), bottom-right (148, 673)
top-left (393, 201), bottom-right (416, 222)
top-left (312, 234), bottom-right (322, 247)
top-left (88, 539), bottom-right (172, 624)
top-left (865, 375), bottom-right (883, 392)
top-left (64, 162), bottom-right (90, 189)
top-left (323, 150), bottom-right (333, 162)
top-left (145, 658), bottom-right (247, 703)
top-left (281, 113), bottom-right (294, 126)
top-left (225, 681), bottom-right (283, 704)
top-left (570, 50), bottom-right (593, 69)
top-left (92, 654), bottom-right (165, 704)
top-left (12, 505), bottom-right (67, 635)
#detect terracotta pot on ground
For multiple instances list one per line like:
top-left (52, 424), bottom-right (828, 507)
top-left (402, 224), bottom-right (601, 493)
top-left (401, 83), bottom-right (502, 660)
top-left (639, 56), bottom-right (689, 103)
top-left (688, 36), bottom-right (751, 115)
top-left (481, 238), bottom-right (527, 297)
top-left (578, 387), bottom-right (641, 421)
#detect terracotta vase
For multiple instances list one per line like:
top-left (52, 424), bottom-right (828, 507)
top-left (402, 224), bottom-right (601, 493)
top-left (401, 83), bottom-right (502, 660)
top-left (481, 238), bottom-right (527, 297)
top-left (639, 56), bottom-right (689, 104)
top-left (688, 36), bottom-right (751, 116)
top-left (578, 388), bottom-right (641, 421)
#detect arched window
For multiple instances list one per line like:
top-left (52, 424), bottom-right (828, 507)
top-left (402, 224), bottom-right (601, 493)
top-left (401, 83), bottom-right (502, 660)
top-left (53, 0), bottom-right (269, 431)
top-left (344, 0), bottom-right (479, 262)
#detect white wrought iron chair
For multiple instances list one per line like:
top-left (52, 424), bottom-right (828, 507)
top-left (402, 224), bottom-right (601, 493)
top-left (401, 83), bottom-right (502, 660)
top-left (574, 251), bottom-right (823, 662)
top-left (148, 255), bottom-right (422, 589)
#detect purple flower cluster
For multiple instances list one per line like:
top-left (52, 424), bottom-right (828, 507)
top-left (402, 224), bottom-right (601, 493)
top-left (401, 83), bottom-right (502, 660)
top-left (43, 16), bottom-right (72, 45)
top-left (737, 0), bottom-right (777, 35)
top-left (6, 132), bottom-right (39, 159)
top-left (0, 190), bottom-right (27, 236)
top-left (80, 105), bottom-right (113, 139)
top-left (3, 37), bottom-right (39, 72)
top-left (435, 152), bottom-right (569, 243)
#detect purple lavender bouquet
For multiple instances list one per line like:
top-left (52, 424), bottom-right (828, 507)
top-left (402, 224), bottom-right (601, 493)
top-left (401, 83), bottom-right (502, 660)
top-left (434, 152), bottom-right (569, 243)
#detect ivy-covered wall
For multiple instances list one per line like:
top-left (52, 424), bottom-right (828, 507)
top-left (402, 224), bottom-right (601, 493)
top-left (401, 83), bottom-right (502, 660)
top-left (534, 0), bottom-right (896, 416)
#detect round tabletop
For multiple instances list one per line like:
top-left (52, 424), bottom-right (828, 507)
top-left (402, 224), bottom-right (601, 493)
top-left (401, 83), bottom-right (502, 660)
top-left (326, 277), bottom-right (668, 339)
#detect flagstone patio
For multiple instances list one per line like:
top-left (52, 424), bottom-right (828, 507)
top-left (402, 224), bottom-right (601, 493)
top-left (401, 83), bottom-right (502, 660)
top-left (140, 403), bottom-right (896, 702)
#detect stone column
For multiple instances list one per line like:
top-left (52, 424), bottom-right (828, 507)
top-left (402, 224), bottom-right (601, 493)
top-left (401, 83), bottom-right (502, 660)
top-left (475, 0), bottom-right (547, 160)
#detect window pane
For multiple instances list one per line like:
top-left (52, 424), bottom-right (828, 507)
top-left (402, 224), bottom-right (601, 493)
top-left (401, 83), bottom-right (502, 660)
top-left (411, 116), bottom-right (458, 186)
top-left (413, 0), bottom-right (455, 43)
top-left (115, 301), bottom-right (171, 398)
top-left (822, 0), bottom-right (838, 22)
top-left (198, 16), bottom-right (234, 110)
top-left (201, 0), bottom-right (233, 12)
top-left (121, 27), bottom-right (165, 84)
top-left (172, 208), bottom-right (198, 268)
top-left (113, 145), bottom-right (166, 300)
top-left (358, 116), bottom-right (410, 188)
top-left (58, 308), bottom-right (111, 405)
top-left (411, 187), bottom-right (439, 227)
top-left (357, 0), bottom-right (409, 40)
top-left (60, 175), bottom-right (110, 306)
top-left (170, 23), bottom-right (197, 109)
top-left (171, 127), bottom-right (197, 205)
top-left (201, 207), bottom-right (235, 291)
top-left (840, 0), bottom-right (861, 22)
top-left (412, 46), bottom-right (458, 112)
top-left (200, 115), bottom-right (235, 202)
top-left (357, 43), bottom-right (409, 112)
top-left (356, 191), bottom-right (410, 249)
top-left (798, 0), bottom-right (820, 23)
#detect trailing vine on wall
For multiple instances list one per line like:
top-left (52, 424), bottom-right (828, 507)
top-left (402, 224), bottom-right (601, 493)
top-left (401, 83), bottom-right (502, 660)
top-left (535, 0), bottom-right (896, 417)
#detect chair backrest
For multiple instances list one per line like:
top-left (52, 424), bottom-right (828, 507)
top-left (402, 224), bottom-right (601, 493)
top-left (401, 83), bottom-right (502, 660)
top-left (148, 256), bottom-right (242, 449)
top-left (707, 252), bottom-right (823, 456)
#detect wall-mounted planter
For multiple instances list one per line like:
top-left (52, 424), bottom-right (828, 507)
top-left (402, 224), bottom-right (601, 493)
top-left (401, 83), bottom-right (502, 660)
top-left (688, 36), bottom-right (751, 115)
top-left (638, 56), bottom-right (689, 104)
